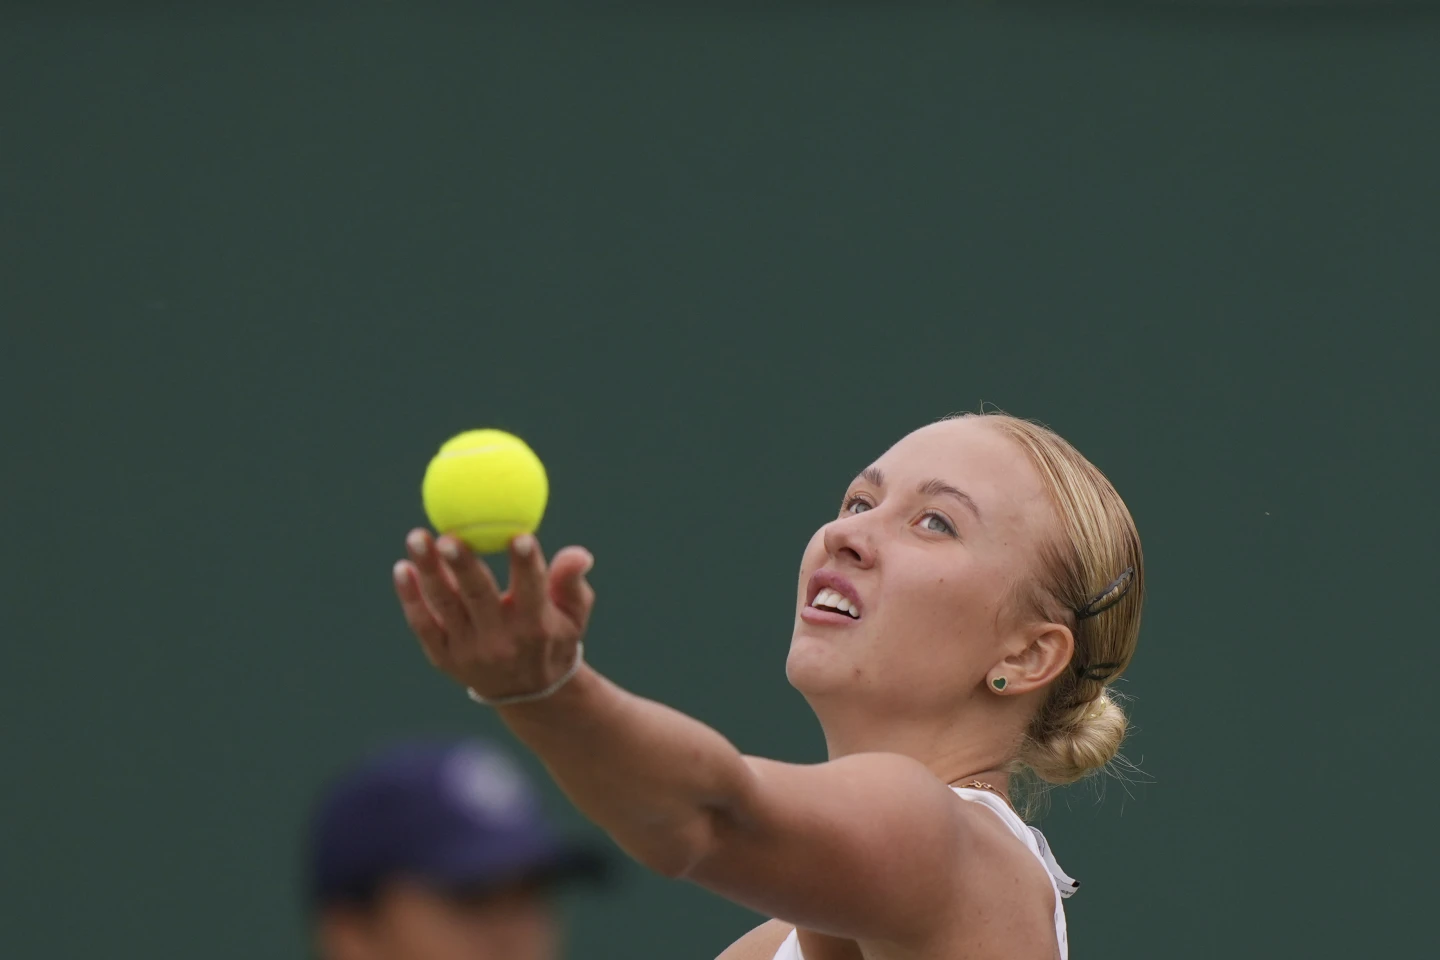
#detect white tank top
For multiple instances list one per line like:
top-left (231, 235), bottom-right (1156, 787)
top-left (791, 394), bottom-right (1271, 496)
top-left (771, 786), bottom-right (1077, 960)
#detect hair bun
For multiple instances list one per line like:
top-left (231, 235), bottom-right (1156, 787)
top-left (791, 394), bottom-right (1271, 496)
top-left (1019, 695), bottom-right (1129, 785)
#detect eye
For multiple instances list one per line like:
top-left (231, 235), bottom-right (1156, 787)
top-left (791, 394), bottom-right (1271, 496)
top-left (841, 494), bottom-right (873, 516)
top-left (918, 511), bottom-right (956, 536)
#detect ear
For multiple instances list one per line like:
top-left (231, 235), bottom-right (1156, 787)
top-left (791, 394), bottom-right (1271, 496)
top-left (987, 621), bottom-right (1074, 695)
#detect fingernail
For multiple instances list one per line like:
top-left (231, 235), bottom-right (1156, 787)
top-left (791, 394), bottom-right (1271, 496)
top-left (392, 560), bottom-right (408, 584)
top-left (438, 538), bottom-right (461, 562)
top-left (513, 535), bottom-right (534, 558)
top-left (407, 530), bottom-right (428, 557)
top-left (581, 551), bottom-right (595, 574)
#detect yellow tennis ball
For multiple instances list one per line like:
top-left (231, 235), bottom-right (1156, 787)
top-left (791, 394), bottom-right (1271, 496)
top-left (421, 429), bottom-right (549, 554)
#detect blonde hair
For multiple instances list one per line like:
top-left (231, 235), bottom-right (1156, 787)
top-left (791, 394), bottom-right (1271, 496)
top-left (961, 412), bottom-right (1146, 786)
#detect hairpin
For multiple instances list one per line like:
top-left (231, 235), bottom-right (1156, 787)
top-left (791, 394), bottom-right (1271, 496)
top-left (1075, 566), bottom-right (1135, 621)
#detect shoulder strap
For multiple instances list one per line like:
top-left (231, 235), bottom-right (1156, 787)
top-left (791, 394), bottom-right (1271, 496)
top-left (1027, 825), bottom-right (1080, 900)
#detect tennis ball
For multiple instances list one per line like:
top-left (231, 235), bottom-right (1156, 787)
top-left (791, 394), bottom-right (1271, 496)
top-left (421, 429), bottom-right (549, 554)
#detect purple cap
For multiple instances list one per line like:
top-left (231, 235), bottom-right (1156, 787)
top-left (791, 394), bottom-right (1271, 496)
top-left (308, 739), bottom-right (607, 905)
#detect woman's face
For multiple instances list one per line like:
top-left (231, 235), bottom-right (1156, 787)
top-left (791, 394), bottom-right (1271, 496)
top-left (787, 417), bottom-right (1059, 716)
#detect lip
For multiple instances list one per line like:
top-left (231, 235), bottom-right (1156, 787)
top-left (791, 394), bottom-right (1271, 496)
top-left (803, 568), bottom-right (863, 624)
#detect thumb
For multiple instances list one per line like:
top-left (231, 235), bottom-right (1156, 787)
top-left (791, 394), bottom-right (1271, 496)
top-left (548, 546), bottom-right (596, 627)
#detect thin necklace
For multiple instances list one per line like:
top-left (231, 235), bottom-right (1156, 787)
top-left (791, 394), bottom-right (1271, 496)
top-left (952, 778), bottom-right (1018, 813)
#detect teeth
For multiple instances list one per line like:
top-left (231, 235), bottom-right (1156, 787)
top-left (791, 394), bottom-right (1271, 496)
top-left (812, 588), bottom-right (859, 617)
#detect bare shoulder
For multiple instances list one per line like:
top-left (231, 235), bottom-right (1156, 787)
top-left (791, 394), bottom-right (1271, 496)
top-left (696, 752), bottom-right (1054, 953)
top-left (715, 919), bottom-right (792, 960)
top-left (950, 795), bottom-right (1055, 894)
top-left (933, 795), bottom-right (1059, 957)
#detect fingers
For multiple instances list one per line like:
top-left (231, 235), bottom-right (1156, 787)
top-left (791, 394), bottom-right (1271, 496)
top-left (393, 560), bottom-right (448, 664)
top-left (397, 530), bottom-right (595, 695)
top-left (407, 529), bottom-right (471, 631)
top-left (436, 535), bottom-right (502, 627)
top-left (549, 546), bottom-right (596, 628)
top-left (507, 534), bottom-right (549, 623)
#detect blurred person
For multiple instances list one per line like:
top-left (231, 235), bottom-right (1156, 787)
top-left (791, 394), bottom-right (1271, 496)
top-left (392, 411), bottom-right (1145, 960)
top-left (307, 739), bottom-right (607, 960)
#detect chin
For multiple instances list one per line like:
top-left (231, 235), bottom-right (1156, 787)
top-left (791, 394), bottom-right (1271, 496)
top-left (784, 630), bottom-right (856, 697)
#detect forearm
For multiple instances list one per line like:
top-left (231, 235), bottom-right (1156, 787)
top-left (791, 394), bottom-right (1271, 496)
top-left (497, 664), bottom-right (753, 877)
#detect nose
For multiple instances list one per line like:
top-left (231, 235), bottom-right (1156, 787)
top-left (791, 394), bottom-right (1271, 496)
top-left (822, 513), bottom-right (877, 569)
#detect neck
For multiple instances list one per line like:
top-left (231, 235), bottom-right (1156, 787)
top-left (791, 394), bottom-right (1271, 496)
top-left (811, 697), bottom-right (1018, 794)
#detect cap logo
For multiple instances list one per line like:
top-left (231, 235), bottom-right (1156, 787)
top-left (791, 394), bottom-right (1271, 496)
top-left (443, 749), bottom-right (531, 824)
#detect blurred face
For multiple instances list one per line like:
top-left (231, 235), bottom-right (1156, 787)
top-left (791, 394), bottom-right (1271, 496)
top-left (321, 881), bottom-right (559, 960)
top-left (787, 417), bottom-right (1058, 717)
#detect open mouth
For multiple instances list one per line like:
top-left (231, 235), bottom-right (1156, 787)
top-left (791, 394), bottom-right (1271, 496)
top-left (810, 587), bottom-right (860, 619)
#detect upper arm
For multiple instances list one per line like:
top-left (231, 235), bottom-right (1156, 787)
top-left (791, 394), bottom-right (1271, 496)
top-left (682, 752), bottom-right (984, 943)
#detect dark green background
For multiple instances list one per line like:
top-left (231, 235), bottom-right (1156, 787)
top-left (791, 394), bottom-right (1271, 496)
top-left (3, 3), bottom-right (1436, 957)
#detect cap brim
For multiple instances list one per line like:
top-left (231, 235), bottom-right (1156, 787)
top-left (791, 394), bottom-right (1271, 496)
top-left (418, 834), bottom-right (612, 898)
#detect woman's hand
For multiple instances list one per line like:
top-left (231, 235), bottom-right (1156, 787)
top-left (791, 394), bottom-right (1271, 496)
top-left (392, 529), bottom-right (596, 701)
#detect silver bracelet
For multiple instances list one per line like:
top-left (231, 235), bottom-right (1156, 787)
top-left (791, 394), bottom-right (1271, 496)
top-left (466, 643), bottom-right (586, 707)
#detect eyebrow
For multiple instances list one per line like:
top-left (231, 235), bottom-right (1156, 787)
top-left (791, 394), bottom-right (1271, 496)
top-left (918, 478), bottom-right (982, 520)
top-left (855, 467), bottom-right (983, 521)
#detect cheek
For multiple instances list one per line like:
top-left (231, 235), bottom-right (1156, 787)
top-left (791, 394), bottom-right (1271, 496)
top-left (381, 903), bottom-right (470, 957)
top-left (468, 902), bottom-right (556, 960)
top-left (883, 556), bottom-right (1007, 650)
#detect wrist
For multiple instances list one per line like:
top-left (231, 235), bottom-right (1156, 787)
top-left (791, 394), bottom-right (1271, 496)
top-left (493, 661), bottom-right (609, 725)
top-left (467, 642), bottom-right (587, 708)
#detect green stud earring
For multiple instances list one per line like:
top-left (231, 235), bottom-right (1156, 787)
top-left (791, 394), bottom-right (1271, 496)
top-left (991, 677), bottom-right (1008, 691)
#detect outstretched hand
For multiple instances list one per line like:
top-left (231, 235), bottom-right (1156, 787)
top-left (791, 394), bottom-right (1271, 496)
top-left (392, 529), bottom-right (596, 702)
